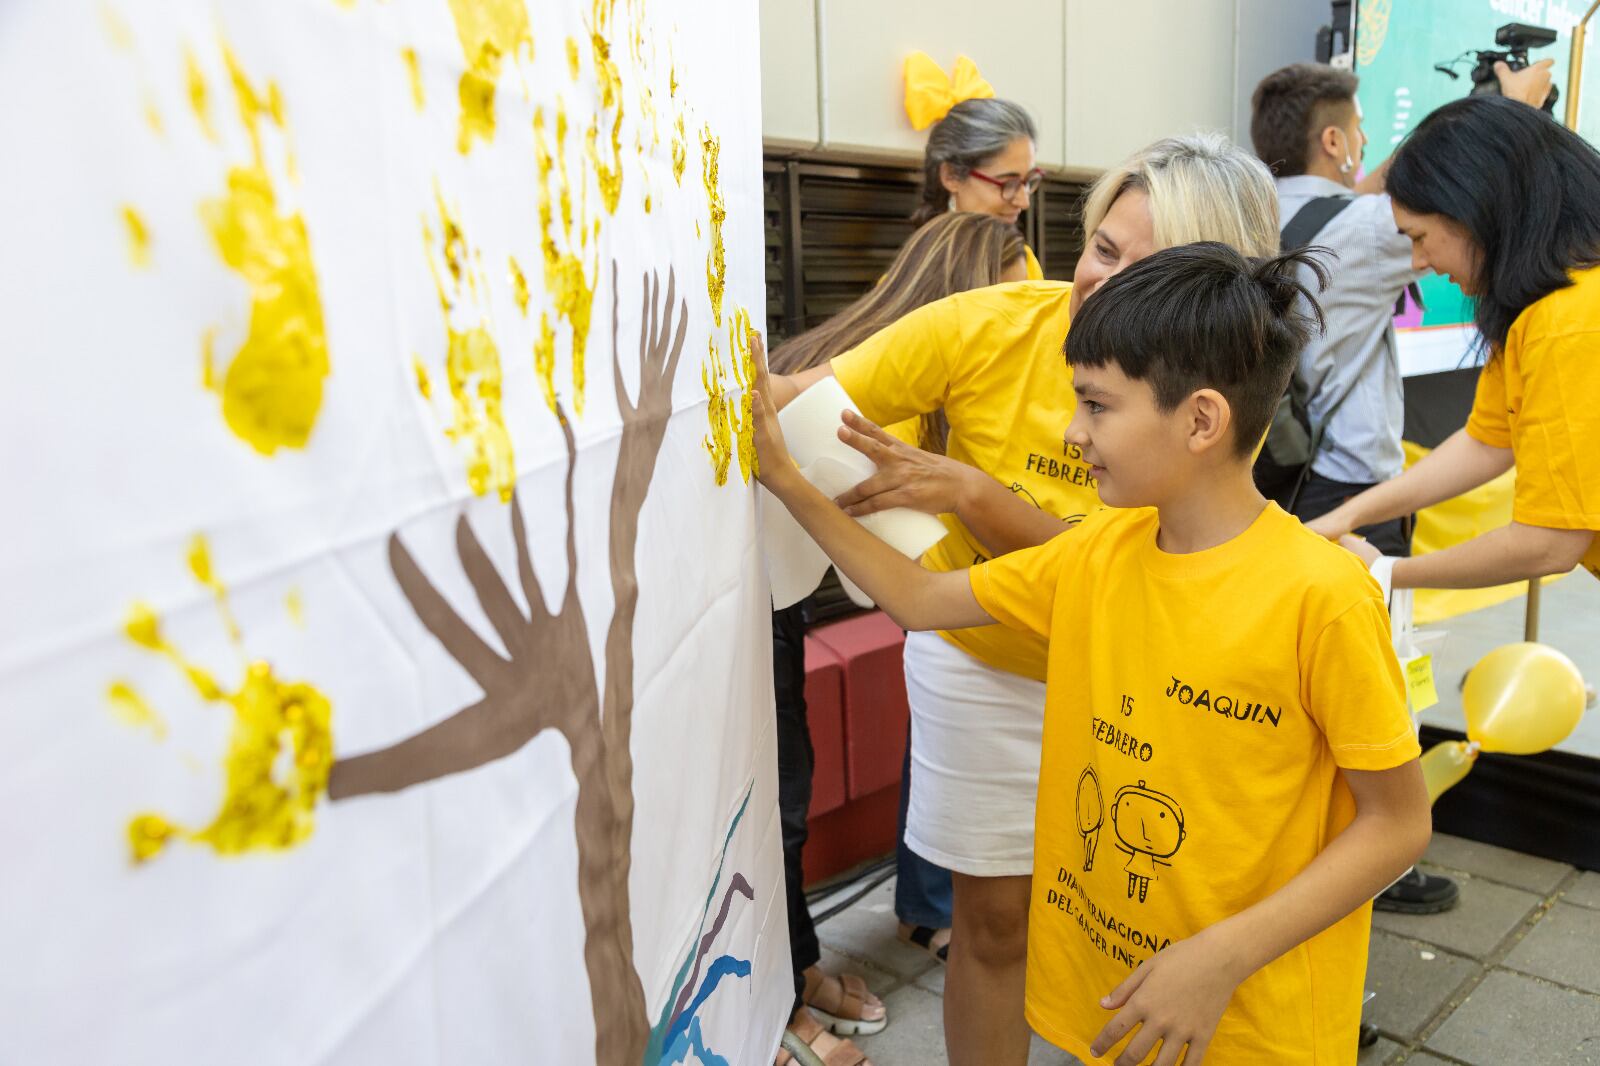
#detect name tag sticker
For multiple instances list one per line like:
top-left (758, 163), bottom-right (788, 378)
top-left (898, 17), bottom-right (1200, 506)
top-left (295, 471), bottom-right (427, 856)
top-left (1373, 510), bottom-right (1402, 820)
top-left (1405, 654), bottom-right (1439, 713)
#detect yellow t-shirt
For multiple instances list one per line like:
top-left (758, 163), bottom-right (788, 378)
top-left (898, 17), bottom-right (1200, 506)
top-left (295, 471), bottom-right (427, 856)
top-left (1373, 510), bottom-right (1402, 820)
top-left (832, 280), bottom-right (1094, 680)
top-left (969, 504), bottom-right (1419, 1065)
top-left (880, 242), bottom-right (1045, 448)
top-left (1464, 265), bottom-right (1600, 580)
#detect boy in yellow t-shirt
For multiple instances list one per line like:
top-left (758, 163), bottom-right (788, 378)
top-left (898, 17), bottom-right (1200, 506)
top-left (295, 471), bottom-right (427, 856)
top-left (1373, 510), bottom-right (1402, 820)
top-left (751, 241), bottom-right (1429, 1065)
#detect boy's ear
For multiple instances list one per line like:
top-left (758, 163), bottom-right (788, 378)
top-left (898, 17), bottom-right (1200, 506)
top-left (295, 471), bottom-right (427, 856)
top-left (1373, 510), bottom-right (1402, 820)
top-left (1185, 388), bottom-right (1234, 456)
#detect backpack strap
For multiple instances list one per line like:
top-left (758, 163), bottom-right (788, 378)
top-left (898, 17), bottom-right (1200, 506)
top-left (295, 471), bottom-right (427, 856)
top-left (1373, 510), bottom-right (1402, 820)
top-left (1273, 195), bottom-right (1355, 512)
top-left (1280, 195), bottom-right (1354, 251)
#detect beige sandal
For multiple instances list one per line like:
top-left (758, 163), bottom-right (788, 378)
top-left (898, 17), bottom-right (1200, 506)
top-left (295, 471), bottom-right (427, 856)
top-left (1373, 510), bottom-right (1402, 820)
top-left (802, 969), bottom-right (887, 1037)
top-left (775, 1010), bottom-right (873, 1066)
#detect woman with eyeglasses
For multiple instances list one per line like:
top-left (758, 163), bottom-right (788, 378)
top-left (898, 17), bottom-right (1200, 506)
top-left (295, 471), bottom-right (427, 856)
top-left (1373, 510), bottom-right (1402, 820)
top-left (765, 132), bottom-right (1282, 1066)
top-left (911, 97), bottom-right (1046, 276)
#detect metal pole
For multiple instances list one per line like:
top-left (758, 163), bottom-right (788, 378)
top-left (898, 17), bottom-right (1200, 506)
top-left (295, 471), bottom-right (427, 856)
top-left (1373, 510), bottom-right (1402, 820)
top-left (1524, 578), bottom-right (1542, 642)
top-left (1565, 0), bottom-right (1600, 131)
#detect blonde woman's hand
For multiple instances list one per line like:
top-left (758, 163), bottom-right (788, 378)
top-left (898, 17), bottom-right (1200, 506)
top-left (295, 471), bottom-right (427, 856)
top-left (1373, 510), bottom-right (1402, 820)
top-left (832, 410), bottom-right (976, 517)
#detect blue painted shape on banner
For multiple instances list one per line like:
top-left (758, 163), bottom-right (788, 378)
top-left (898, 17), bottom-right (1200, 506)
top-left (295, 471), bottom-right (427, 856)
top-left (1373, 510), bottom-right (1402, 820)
top-left (643, 781), bottom-right (759, 1065)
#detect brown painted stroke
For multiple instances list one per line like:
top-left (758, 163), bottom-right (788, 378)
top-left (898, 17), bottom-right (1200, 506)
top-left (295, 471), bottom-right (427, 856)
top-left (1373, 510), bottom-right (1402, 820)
top-left (327, 265), bottom-right (688, 1066)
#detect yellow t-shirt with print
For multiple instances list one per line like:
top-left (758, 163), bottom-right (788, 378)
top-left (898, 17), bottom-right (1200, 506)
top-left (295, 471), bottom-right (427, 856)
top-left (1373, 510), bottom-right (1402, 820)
top-left (1464, 264), bottom-right (1600, 580)
top-left (969, 503), bottom-right (1419, 1065)
top-left (832, 280), bottom-right (1094, 681)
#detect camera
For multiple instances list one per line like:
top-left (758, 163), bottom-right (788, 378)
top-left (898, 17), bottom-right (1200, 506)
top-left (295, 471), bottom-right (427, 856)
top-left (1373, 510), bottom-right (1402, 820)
top-left (1435, 22), bottom-right (1559, 114)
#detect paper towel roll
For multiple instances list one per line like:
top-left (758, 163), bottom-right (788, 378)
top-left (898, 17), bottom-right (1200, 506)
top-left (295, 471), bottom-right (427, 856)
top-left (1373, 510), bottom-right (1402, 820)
top-left (762, 379), bottom-right (949, 609)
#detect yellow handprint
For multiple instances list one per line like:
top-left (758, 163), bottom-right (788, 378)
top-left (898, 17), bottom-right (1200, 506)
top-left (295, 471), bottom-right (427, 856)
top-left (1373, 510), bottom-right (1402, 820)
top-left (418, 183), bottom-right (518, 502)
top-left (185, 37), bottom-right (330, 456)
top-left (113, 535), bottom-right (333, 865)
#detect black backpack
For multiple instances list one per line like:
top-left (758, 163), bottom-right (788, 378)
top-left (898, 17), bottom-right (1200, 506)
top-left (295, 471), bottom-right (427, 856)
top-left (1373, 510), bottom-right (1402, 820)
top-left (1253, 196), bottom-right (1353, 510)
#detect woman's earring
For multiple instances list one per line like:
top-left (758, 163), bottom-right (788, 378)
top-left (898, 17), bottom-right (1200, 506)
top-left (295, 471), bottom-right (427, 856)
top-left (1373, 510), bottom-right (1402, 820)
top-left (947, 194), bottom-right (958, 213)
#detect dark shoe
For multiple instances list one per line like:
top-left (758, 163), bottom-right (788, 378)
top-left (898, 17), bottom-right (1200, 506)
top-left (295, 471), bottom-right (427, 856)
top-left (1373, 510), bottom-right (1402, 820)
top-left (1374, 866), bottom-right (1460, 914)
top-left (1358, 1021), bottom-right (1380, 1048)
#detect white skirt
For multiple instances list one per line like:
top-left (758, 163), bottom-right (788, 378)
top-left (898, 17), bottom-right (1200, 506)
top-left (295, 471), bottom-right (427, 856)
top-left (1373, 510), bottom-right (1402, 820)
top-left (902, 630), bottom-right (1047, 877)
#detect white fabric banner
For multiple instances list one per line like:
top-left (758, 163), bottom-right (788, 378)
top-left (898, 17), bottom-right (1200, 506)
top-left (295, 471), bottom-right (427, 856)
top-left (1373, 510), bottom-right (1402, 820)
top-left (0, 2), bottom-right (788, 1063)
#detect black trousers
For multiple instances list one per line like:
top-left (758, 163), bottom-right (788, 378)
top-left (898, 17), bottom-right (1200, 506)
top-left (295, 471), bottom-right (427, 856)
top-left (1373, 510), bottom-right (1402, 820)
top-left (1290, 471), bottom-right (1413, 557)
top-left (773, 604), bottom-right (819, 1017)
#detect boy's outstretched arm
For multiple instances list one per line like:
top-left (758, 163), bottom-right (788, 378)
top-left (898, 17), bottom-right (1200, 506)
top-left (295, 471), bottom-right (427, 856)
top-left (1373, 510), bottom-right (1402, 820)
top-left (751, 337), bottom-right (994, 634)
top-left (1090, 760), bottom-right (1430, 1066)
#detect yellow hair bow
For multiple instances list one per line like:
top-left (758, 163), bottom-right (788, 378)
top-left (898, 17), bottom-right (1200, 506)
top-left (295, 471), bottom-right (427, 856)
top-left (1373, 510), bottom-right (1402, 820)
top-left (903, 51), bottom-right (995, 131)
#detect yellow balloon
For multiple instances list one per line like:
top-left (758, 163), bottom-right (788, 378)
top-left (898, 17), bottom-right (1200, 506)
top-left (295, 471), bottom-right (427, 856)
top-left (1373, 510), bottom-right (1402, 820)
top-left (1462, 642), bottom-right (1586, 755)
top-left (1419, 740), bottom-right (1477, 804)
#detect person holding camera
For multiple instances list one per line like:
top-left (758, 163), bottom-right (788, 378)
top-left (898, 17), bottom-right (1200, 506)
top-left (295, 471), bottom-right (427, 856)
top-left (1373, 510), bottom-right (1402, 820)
top-left (1248, 59), bottom-right (1551, 915)
top-left (1310, 94), bottom-right (1600, 597)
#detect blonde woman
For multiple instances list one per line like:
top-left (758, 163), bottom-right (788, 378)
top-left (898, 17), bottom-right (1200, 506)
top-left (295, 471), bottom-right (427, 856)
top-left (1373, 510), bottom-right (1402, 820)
top-left (771, 211), bottom-right (1027, 1066)
top-left (767, 132), bottom-right (1281, 1066)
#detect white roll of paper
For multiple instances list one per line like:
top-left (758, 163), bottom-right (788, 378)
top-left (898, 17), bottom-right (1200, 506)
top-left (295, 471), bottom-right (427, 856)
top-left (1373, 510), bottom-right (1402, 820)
top-left (761, 378), bottom-right (949, 609)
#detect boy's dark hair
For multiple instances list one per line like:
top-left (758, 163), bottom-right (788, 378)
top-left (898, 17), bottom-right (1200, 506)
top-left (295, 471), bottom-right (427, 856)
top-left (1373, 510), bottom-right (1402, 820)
top-left (1065, 241), bottom-right (1329, 458)
top-left (1387, 95), bottom-right (1600, 352)
top-left (1250, 63), bottom-right (1360, 176)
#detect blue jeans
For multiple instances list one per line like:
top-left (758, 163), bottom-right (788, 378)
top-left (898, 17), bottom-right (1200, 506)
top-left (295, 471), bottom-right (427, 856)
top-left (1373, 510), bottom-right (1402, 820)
top-left (894, 719), bottom-right (952, 928)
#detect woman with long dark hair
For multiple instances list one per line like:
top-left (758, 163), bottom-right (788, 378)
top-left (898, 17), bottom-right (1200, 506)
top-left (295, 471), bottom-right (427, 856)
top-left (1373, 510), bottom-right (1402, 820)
top-left (771, 212), bottom-right (1027, 1066)
top-left (1309, 96), bottom-right (1600, 589)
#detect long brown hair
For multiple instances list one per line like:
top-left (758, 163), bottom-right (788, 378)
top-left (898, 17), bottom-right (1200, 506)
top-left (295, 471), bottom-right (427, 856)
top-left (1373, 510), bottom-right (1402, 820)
top-left (770, 211), bottom-right (1026, 453)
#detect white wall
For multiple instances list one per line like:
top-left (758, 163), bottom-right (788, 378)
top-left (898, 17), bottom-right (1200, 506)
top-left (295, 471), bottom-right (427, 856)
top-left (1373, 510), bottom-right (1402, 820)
top-left (759, 0), bottom-right (1328, 172)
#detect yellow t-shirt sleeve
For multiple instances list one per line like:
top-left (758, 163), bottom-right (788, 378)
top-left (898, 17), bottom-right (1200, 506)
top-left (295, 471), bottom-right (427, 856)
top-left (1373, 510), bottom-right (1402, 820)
top-left (1508, 331), bottom-right (1600, 531)
top-left (1024, 244), bottom-right (1043, 281)
top-left (1464, 355), bottom-right (1512, 449)
top-left (967, 533), bottom-right (1069, 639)
top-left (1300, 597), bottom-right (1420, 771)
top-left (830, 296), bottom-right (961, 426)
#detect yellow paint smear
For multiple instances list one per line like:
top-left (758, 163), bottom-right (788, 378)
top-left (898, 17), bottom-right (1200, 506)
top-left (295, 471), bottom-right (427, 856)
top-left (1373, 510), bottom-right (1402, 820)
top-left (444, 324), bottom-right (515, 501)
top-left (187, 534), bottom-right (242, 643)
top-left (566, 36), bottom-right (581, 80)
top-left (700, 125), bottom-right (727, 325)
top-left (701, 335), bottom-right (733, 486)
top-left (534, 314), bottom-right (557, 413)
top-left (108, 681), bottom-right (168, 740)
top-left (101, 6), bottom-right (134, 50)
top-left (422, 185), bottom-right (517, 502)
top-left (671, 111), bottom-right (687, 185)
top-left (185, 46), bottom-right (218, 141)
top-left (121, 569), bottom-right (333, 865)
top-left (412, 352), bottom-right (433, 400)
top-left (144, 94), bottom-right (165, 136)
top-left (447, 0), bottom-right (532, 154)
top-left (285, 587), bottom-right (305, 628)
top-left (402, 47), bottom-right (425, 111)
top-left (121, 205), bottom-right (151, 269)
top-left (509, 256), bottom-right (530, 316)
top-left (700, 306), bottom-right (759, 486)
top-left (532, 105), bottom-right (597, 415)
top-left (729, 308), bottom-right (758, 482)
top-left (586, 0), bottom-right (625, 214)
top-left (198, 41), bottom-right (330, 455)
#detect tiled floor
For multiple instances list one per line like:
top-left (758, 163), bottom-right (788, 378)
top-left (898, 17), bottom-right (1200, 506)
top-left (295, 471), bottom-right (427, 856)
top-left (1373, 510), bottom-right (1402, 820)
top-left (814, 834), bottom-right (1600, 1065)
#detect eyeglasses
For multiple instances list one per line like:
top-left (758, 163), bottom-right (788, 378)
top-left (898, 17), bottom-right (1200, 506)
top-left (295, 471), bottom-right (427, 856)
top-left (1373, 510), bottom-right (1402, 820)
top-left (968, 167), bottom-right (1044, 202)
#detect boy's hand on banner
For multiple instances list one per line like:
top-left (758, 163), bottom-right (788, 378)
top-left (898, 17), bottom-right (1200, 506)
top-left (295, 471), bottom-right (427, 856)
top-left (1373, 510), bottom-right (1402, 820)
top-left (750, 333), bottom-right (799, 491)
top-left (1089, 933), bottom-right (1239, 1065)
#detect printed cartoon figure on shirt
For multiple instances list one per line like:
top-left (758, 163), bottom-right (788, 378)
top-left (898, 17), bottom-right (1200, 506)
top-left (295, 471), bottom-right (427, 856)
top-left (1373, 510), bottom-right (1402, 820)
top-left (1075, 765), bottom-right (1104, 871)
top-left (1111, 780), bottom-right (1185, 902)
